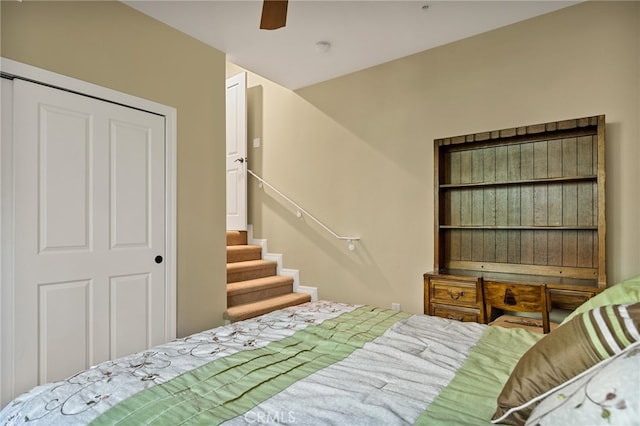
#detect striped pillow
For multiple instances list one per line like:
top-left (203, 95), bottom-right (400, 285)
top-left (491, 303), bottom-right (640, 426)
top-left (581, 303), bottom-right (640, 358)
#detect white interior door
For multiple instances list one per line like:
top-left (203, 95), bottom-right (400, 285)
top-left (9, 79), bottom-right (167, 398)
top-left (226, 72), bottom-right (248, 231)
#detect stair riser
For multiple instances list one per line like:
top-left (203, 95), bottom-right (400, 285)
top-left (226, 230), bottom-right (248, 246)
top-left (228, 282), bottom-right (293, 307)
top-left (227, 264), bottom-right (277, 283)
top-left (227, 246), bottom-right (262, 263)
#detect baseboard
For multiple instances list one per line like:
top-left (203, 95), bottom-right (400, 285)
top-left (247, 225), bottom-right (318, 300)
top-left (297, 285), bottom-right (318, 301)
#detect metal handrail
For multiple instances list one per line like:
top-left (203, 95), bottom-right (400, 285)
top-left (247, 169), bottom-right (360, 250)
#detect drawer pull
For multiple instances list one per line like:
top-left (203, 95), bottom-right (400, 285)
top-left (448, 290), bottom-right (464, 300)
top-left (447, 314), bottom-right (464, 321)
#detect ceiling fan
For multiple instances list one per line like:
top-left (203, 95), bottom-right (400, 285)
top-left (260, 0), bottom-right (289, 30)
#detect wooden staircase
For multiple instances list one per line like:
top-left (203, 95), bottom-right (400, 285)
top-left (225, 231), bottom-right (311, 322)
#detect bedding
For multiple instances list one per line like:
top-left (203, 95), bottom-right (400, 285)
top-left (0, 301), bottom-right (540, 426)
top-left (2, 292), bottom-right (638, 426)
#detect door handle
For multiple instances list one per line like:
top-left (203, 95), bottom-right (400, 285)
top-left (155, 255), bottom-right (163, 264)
top-left (234, 157), bottom-right (247, 164)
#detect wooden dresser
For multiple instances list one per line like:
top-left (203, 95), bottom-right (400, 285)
top-left (424, 270), bottom-right (602, 324)
top-left (425, 273), bottom-right (483, 323)
top-left (425, 115), bottom-right (606, 323)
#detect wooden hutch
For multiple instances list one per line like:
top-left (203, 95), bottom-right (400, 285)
top-left (425, 115), bottom-right (606, 323)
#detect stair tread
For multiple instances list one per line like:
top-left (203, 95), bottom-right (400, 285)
top-left (225, 293), bottom-right (312, 322)
top-left (227, 275), bottom-right (293, 295)
top-left (227, 244), bottom-right (262, 252)
top-left (226, 259), bottom-right (276, 271)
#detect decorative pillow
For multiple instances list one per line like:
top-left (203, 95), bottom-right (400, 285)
top-left (525, 341), bottom-right (640, 426)
top-left (491, 302), bottom-right (640, 426)
top-left (562, 275), bottom-right (640, 324)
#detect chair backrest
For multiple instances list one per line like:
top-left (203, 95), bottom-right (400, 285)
top-left (482, 281), bottom-right (552, 333)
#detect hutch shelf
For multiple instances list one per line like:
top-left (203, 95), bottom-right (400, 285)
top-left (425, 115), bottom-right (606, 322)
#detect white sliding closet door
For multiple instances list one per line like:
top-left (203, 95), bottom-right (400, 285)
top-left (9, 79), bottom-right (168, 398)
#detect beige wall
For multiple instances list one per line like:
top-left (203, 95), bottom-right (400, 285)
top-left (230, 1), bottom-right (640, 315)
top-left (2, 1), bottom-right (228, 337)
top-left (2, 0), bottom-right (637, 333)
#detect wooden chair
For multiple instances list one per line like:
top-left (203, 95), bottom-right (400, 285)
top-left (482, 280), bottom-right (554, 334)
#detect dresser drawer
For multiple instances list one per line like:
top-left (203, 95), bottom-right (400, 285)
top-left (430, 279), bottom-right (478, 307)
top-left (432, 304), bottom-right (480, 323)
top-left (549, 288), bottom-right (599, 311)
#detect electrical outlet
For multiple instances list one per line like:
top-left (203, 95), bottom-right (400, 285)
top-left (391, 303), bottom-right (401, 311)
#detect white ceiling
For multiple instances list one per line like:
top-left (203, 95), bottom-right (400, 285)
top-left (125, 0), bottom-right (580, 90)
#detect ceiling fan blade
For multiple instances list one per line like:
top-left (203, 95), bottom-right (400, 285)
top-left (260, 0), bottom-right (288, 30)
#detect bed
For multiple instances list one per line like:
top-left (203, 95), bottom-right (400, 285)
top-left (1, 276), bottom-right (639, 426)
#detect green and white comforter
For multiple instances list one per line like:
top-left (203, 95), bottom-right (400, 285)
top-left (0, 301), bottom-right (540, 425)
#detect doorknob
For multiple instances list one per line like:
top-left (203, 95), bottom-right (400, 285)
top-left (155, 255), bottom-right (163, 264)
top-left (234, 157), bottom-right (247, 164)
